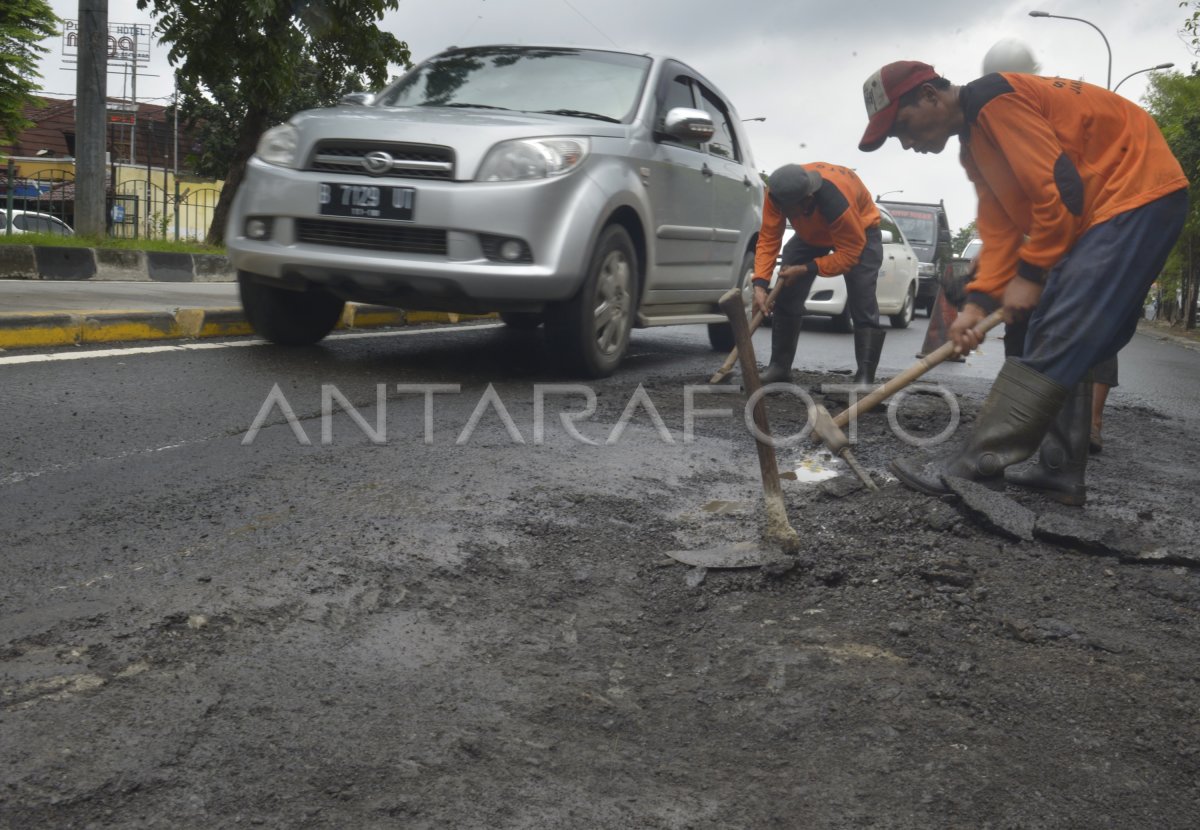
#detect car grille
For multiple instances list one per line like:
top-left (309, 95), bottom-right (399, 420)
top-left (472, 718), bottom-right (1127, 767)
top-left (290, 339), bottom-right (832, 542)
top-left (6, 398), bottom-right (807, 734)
top-left (295, 219), bottom-right (448, 255)
top-left (308, 141), bottom-right (455, 180)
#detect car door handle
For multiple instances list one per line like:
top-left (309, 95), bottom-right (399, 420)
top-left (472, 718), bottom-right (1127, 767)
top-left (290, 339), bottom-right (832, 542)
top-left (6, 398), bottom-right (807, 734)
top-left (742, 176), bottom-right (753, 187)
top-left (701, 163), bottom-right (713, 178)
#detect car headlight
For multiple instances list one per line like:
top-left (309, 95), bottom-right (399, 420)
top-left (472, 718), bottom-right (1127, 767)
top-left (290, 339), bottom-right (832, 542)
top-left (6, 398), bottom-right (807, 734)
top-left (918, 261), bottom-right (937, 277)
top-left (256, 124), bottom-right (299, 168)
top-left (477, 138), bottom-right (589, 182)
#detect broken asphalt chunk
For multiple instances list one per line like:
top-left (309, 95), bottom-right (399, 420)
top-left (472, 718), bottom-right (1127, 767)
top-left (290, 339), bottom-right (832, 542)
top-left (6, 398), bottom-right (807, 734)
top-left (942, 476), bottom-right (1035, 541)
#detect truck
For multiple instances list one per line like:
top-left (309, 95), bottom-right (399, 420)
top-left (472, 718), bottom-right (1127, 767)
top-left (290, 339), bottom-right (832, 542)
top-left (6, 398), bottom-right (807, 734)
top-left (876, 198), bottom-right (953, 316)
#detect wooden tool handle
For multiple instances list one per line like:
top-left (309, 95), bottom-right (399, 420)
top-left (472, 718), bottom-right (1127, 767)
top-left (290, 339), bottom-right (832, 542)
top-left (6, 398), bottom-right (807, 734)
top-left (718, 288), bottom-right (785, 502)
top-left (709, 280), bottom-right (785, 384)
top-left (832, 309), bottom-right (1006, 430)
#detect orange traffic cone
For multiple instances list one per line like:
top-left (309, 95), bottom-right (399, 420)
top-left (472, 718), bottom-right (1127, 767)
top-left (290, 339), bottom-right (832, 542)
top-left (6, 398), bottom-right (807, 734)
top-left (917, 257), bottom-right (975, 361)
top-left (916, 285), bottom-right (966, 361)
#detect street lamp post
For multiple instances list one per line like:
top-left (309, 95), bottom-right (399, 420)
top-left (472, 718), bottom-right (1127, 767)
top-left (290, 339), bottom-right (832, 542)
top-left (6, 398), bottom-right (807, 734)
top-left (876, 189), bottom-right (903, 202)
top-left (1113, 63), bottom-right (1175, 94)
top-left (1029, 10), bottom-right (1112, 89)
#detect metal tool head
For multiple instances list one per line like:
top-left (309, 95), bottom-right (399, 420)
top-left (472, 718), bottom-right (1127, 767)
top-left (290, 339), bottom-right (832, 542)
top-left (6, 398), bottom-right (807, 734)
top-left (810, 404), bottom-right (849, 454)
top-left (663, 541), bottom-right (793, 569)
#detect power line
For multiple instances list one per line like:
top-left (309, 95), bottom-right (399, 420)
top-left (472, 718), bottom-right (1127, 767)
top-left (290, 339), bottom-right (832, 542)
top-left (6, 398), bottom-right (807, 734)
top-left (559, 0), bottom-right (619, 48)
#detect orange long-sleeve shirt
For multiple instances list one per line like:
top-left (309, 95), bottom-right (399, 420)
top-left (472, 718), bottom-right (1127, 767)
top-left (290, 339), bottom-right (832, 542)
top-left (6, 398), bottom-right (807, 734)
top-left (960, 73), bottom-right (1188, 303)
top-left (754, 162), bottom-right (881, 283)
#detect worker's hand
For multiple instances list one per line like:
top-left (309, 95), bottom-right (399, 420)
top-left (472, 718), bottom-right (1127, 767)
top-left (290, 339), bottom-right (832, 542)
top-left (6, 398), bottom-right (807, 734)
top-left (1002, 275), bottom-right (1044, 325)
top-left (753, 284), bottom-right (773, 318)
top-left (948, 302), bottom-right (988, 355)
top-left (777, 264), bottom-right (807, 286)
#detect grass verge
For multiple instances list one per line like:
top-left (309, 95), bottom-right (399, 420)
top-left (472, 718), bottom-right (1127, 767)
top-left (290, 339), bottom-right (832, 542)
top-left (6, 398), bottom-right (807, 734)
top-left (0, 232), bottom-right (225, 255)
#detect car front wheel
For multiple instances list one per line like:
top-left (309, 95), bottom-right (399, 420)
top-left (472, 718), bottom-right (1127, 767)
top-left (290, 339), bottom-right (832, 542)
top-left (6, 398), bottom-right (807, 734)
top-left (708, 249), bottom-right (758, 351)
top-left (546, 225), bottom-right (637, 378)
top-left (890, 284), bottom-right (916, 329)
top-left (238, 271), bottom-right (345, 346)
top-left (831, 303), bottom-right (854, 333)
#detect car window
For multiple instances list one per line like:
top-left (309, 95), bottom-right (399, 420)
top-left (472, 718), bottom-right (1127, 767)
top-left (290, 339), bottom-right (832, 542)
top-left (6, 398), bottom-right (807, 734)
top-left (377, 47), bottom-right (651, 124)
top-left (696, 85), bottom-right (740, 162)
top-left (887, 207), bottom-right (935, 246)
top-left (961, 238), bottom-right (982, 259)
top-left (12, 215), bottom-right (32, 231)
top-left (46, 216), bottom-right (71, 235)
top-left (657, 72), bottom-right (703, 151)
top-left (879, 210), bottom-right (905, 245)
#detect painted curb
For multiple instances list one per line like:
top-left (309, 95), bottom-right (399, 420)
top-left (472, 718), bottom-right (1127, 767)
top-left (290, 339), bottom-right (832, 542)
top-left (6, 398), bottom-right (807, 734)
top-left (0, 305), bottom-right (497, 350)
top-left (0, 313), bottom-right (80, 348)
top-left (0, 243), bottom-right (236, 282)
top-left (34, 246), bottom-right (96, 280)
top-left (0, 244), bottom-right (37, 277)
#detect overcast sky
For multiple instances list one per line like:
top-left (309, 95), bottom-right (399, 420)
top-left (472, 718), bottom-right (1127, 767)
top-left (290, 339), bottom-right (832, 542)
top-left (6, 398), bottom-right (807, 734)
top-left (38, 0), bottom-right (1197, 238)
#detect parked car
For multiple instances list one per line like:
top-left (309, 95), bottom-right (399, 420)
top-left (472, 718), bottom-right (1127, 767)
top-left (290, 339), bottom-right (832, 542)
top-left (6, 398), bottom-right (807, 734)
top-left (960, 237), bottom-right (982, 261)
top-left (1, 210), bottom-right (74, 236)
top-left (752, 206), bottom-right (920, 332)
top-left (876, 199), bottom-right (953, 316)
top-left (226, 44), bottom-right (765, 377)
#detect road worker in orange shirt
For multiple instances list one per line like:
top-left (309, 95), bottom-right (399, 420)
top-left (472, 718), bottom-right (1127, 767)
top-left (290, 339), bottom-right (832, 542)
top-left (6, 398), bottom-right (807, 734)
top-left (752, 162), bottom-right (888, 388)
top-left (858, 61), bottom-right (1188, 505)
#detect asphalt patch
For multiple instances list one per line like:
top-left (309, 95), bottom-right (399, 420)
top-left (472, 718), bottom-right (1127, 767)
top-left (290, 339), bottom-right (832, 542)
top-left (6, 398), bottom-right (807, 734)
top-left (943, 476), bottom-right (1036, 541)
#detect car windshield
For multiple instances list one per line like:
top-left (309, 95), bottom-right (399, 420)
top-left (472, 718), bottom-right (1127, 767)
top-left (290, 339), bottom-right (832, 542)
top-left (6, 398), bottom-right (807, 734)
top-left (885, 207), bottom-right (936, 245)
top-left (377, 46), bottom-right (652, 123)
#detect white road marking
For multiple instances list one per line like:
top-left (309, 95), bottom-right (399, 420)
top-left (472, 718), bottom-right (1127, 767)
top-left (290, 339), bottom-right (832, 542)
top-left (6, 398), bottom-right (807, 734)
top-left (2, 435), bottom-right (217, 486)
top-left (0, 322), bottom-right (505, 367)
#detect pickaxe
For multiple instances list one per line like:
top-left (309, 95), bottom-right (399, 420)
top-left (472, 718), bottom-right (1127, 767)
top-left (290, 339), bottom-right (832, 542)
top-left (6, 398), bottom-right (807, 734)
top-left (709, 281), bottom-right (785, 384)
top-left (808, 310), bottom-right (1007, 477)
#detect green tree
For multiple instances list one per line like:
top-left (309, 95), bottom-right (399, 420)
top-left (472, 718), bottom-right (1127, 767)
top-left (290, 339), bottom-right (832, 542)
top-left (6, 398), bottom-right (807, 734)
top-left (1145, 67), bottom-right (1200, 328)
top-left (137, 0), bottom-right (410, 244)
top-left (951, 220), bottom-right (977, 256)
top-left (1181, 1), bottom-right (1200, 54)
top-left (0, 0), bottom-right (59, 145)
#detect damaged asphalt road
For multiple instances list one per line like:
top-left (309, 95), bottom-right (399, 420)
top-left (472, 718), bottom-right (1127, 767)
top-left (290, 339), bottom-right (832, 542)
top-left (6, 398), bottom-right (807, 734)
top-left (2, 322), bottom-right (1199, 828)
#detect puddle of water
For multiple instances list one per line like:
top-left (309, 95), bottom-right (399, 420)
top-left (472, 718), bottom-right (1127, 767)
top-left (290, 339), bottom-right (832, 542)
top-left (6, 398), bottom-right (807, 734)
top-left (701, 500), bottom-right (748, 515)
top-left (780, 450), bottom-right (842, 484)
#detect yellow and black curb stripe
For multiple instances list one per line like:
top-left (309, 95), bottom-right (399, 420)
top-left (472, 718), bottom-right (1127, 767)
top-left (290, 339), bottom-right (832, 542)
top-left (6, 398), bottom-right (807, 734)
top-left (0, 244), bottom-right (237, 282)
top-left (0, 305), bottom-right (496, 350)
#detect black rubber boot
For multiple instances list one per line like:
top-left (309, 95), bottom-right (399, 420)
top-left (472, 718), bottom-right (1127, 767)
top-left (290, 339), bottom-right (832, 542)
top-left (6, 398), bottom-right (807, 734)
top-left (760, 313), bottom-right (802, 385)
top-left (852, 326), bottom-right (886, 386)
top-left (1004, 377), bottom-right (1092, 506)
top-left (889, 359), bottom-right (1068, 497)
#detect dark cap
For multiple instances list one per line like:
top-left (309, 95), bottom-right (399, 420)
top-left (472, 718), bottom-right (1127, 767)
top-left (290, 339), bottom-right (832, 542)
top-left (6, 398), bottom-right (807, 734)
top-left (859, 60), bottom-right (939, 152)
top-left (766, 164), bottom-right (822, 208)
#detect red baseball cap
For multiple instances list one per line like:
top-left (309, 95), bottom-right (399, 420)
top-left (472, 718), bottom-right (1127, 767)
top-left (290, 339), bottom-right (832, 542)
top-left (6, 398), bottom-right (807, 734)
top-left (859, 61), bottom-right (939, 152)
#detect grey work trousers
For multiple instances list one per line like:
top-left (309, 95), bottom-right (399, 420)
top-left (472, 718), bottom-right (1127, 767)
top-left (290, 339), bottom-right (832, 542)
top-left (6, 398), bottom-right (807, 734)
top-left (772, 225), bottom-right (883, 329)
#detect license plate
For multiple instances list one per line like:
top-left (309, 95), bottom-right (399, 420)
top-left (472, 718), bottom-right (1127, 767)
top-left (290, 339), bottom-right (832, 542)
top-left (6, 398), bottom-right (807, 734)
top-left (318, 183), bottom-right (415, 221)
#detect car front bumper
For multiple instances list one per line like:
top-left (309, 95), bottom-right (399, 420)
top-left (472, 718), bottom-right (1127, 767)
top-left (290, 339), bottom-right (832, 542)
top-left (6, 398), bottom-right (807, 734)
top-left (226, 158), bottom-right (608, 308)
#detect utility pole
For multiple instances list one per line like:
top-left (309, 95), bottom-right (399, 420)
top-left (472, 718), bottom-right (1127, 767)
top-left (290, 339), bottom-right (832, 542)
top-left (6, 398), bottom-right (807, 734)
top-left (75, 0), bottom-right (109, 237)
top-left (130, 56), bottom-right (137, 163)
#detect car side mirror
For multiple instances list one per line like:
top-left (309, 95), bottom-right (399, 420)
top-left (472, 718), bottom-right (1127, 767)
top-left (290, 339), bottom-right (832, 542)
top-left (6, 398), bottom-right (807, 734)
top-left (340, 92), bottom-right (375, 107)
top-left (661, 107), bottom-right (715, 142)
top-left (880, 229), bottom-right (895, 244)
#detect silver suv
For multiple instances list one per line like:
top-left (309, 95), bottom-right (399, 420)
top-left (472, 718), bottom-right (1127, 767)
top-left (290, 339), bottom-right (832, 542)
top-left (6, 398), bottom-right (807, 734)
top-left (226, 45), bottom-right (764, 376)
